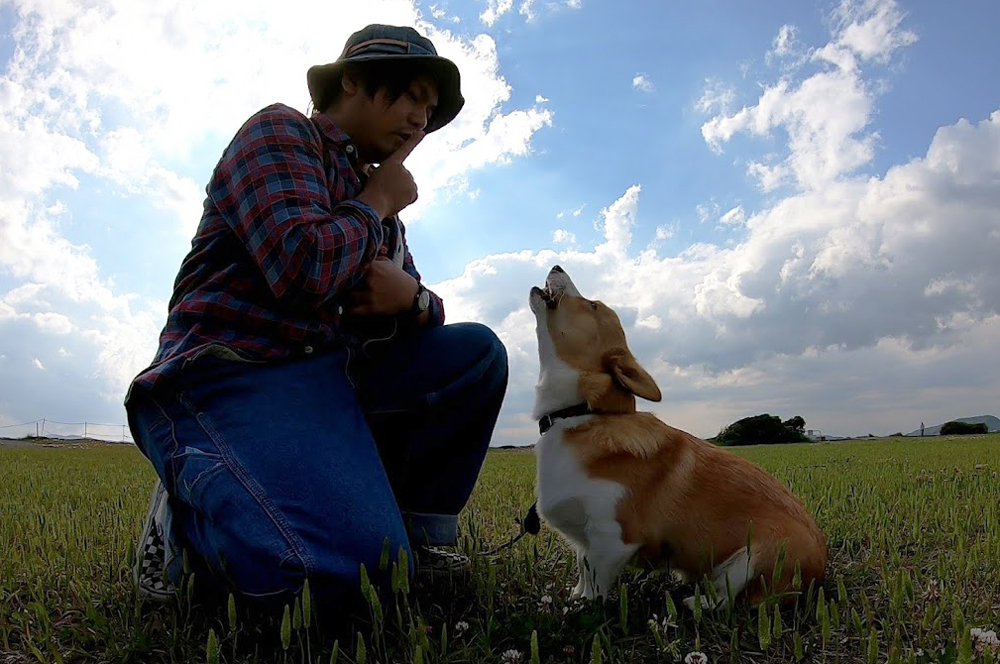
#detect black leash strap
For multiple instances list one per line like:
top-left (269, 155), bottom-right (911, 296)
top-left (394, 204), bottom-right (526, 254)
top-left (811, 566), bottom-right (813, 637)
top-left (481, 404), bottom-right (592, 557)
top-left (481, 501), bottom-right (541, 556)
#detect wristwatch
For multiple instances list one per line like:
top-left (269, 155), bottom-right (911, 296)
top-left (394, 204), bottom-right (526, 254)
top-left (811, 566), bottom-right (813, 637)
top-left (410, 283), bottom-right (430, 316)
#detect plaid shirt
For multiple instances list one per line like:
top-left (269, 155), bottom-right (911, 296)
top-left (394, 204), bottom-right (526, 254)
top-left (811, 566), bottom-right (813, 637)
top-left (126, 103), bottom-right (444, 399)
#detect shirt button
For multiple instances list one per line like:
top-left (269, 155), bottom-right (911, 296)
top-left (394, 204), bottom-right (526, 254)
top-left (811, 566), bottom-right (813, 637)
top-left (304, 345), bottom-right (314, 354)
top-left (345, 145), bottom-right (354, 154)
top-left (337, 305), bottom-right (344, 315)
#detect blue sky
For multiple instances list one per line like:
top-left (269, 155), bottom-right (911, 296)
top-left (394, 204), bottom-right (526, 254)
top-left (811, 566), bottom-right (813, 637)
top-left (1, 0), bottom-right (999, 444)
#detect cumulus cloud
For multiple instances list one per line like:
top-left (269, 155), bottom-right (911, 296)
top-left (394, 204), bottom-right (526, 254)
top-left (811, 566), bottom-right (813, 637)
top-left (428, 2), bottom-right (1000, 442)
top-left (701, 0), bottom-right (916, 191)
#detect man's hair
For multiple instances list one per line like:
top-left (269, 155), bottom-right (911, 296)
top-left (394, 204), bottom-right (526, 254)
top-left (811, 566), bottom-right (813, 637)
top-left (315, 59), bottom-right (439, 116)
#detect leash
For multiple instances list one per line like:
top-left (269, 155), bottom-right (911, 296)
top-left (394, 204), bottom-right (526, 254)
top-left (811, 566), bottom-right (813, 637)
top-left (481, 501), bottom-right (541, 556)
top-left (480, 404), bottom-right (593, 557)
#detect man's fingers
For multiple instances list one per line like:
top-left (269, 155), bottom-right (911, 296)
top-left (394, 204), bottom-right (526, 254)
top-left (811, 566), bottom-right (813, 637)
top-left (385, 130), bottom-right (425, 164)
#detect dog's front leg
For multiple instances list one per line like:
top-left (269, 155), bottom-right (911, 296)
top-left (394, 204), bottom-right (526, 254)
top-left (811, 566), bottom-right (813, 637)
top-left (579, 532), bottom-right (639, 600)
top-left (570, 549), bottom-right (589, 599)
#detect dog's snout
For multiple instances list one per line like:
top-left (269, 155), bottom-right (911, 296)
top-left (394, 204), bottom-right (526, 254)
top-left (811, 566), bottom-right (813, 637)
top-left (551, 265), bottom-right (564, 274)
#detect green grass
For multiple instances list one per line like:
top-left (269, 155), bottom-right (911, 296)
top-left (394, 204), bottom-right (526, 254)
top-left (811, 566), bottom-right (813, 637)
top-left (2, 434), bottom-right (999, 663)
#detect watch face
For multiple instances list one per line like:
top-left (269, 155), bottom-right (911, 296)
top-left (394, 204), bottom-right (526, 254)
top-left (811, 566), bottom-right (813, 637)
top-left (418, 289), bottom-right (430, 310)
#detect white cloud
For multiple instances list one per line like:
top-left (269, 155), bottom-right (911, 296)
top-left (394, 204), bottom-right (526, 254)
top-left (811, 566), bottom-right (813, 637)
top-left (553, 229), bottom-right (576, 244)
top-left (535, 94), bottom-right (549, 104)
top-left (519, 0), bottom-right (536, 21)
top-left (766, 24), bottom-right (800, 64)
top-left (719, 205), bottom-right (746, 226)
top-left (556, 204), bottom-right (585, 220)
top-left (632, 74), bottom-right (654, 93)
top-left (31, 312), bottom-right (74, 335)
top-left (696, 79), bottom-right (736, 114)
top-left (696, 200), bottom-right (721, 223)
top-left (832, 0), bottom-right (918, 63)
top-left (654, 225), bottom-right (676, 240)
top-left (566, 0), bottom-right (581, 7)
top-left (701, 0), bottom-right (916, 191)
top-left (32, 358), bottom-right (45, 371)
top-left (430, 105), bottom-right (1000, 442)
top-left (481, 0), bottom-right (513, 25)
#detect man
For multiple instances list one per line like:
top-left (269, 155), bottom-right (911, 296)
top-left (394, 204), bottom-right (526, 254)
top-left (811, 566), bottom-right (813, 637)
top-left (125, 24), bottom-right (508, 613)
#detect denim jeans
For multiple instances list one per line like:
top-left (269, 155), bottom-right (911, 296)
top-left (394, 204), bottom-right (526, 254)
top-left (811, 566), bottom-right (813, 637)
top-left (126, 322), bottom-right (507, 611)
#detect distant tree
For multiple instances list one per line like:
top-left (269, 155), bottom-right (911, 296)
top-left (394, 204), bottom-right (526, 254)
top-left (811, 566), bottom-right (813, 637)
top-left (940, 421), bottom-right (988, 435)
top-left (783, 416), bottom-right (806, 433)
top-left (715, 414), bottom-right (810, 446)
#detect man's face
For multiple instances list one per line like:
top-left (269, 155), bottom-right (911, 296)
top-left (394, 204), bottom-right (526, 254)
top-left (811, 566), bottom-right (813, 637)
top-left (349, 73), bottom-right (439, 163)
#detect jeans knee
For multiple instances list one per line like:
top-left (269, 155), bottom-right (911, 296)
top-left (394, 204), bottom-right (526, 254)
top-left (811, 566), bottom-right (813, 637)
top-left (453, 322), bottom-right (508, 380)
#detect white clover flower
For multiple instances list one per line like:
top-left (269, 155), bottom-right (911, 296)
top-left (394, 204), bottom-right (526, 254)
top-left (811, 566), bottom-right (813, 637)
top-left (684, 652), bottom-right (709, 664)
top-left (971, 627), bottom-right (1000, 653)
top-left (501, 649), bottom-right (523, 664)
top-left (538, 594), bottom-right (553, 611)
top-left (454, 621), bottom-right (469, 637)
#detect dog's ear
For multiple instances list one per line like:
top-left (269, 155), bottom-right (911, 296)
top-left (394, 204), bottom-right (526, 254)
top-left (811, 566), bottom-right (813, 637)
top-left (607, 349), bottom-right (661, 402)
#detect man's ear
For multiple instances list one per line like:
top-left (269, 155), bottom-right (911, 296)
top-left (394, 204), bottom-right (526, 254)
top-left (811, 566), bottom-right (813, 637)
top-left (341, 73), bottom-right (359, 97)
top-left (607, 349), bottom-right (662, 402)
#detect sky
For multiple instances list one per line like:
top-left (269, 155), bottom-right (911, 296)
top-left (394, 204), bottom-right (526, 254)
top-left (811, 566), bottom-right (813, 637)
top-left (1, 0), bottom-right (999, 444)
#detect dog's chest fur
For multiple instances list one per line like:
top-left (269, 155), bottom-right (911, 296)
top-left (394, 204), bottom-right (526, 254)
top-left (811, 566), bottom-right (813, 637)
top-left (535, 416), bottom-right (627, 548)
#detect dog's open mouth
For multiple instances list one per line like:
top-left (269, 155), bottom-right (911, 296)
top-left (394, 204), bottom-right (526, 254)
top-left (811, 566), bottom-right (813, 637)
top-left (531, 285), bottom-right (560, 309)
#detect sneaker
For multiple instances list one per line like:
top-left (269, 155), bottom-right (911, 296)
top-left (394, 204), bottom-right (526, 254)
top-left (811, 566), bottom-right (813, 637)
top-left (415, 545), bottom-right (472, 581)
top-left (133, 478), bottom-right (176, 602)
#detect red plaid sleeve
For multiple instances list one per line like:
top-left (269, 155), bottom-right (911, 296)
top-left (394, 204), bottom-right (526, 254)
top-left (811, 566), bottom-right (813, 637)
top-left (208, 105), bottom-right (383, 311)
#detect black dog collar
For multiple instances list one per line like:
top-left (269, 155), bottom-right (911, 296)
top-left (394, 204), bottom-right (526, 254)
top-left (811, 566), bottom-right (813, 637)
top-left (538, 403), bottom-right (593, 434)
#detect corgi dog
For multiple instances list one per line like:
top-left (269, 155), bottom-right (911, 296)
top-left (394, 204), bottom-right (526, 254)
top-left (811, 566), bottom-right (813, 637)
top-left (528, 265), bottom-right (827, 610)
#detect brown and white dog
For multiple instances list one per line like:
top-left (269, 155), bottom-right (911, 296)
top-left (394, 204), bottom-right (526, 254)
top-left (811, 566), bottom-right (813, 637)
top-left (528, 265), bottom-right (826, 610)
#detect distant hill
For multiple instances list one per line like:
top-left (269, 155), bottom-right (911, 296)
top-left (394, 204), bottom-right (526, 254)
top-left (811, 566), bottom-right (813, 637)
top-left (907, 415), bottom-right (1000, 436)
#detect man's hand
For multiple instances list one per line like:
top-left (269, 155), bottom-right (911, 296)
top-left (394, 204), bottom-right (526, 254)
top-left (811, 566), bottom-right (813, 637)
top-left (356, 131), bottom-right (424, 219)
top-left (347, 257), bottom-right (421, 317)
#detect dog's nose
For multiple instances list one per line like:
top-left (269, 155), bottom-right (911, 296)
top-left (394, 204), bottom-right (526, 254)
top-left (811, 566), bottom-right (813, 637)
top-left (551, 265), bottom-right (564, 273)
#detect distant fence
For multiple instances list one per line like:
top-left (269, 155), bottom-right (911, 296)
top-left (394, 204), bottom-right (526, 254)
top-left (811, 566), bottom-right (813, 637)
top-left (0, 419), bottom-right (134, 444)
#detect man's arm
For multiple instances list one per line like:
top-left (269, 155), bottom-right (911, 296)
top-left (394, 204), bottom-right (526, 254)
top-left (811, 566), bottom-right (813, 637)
top-left (208, 104), bottom-right (382, 312)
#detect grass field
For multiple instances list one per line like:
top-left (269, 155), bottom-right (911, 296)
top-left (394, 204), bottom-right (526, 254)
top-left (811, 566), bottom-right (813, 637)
top-left (1, 434), bottom-right (998, 663)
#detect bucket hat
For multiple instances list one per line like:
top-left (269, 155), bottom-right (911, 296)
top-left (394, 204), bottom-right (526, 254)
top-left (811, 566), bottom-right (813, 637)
top-left (307, 24), bottom-right (464, 133)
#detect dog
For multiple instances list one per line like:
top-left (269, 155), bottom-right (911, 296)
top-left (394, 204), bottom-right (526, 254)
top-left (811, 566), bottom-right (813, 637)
top-left (528, 265), bottom-right (827, 610)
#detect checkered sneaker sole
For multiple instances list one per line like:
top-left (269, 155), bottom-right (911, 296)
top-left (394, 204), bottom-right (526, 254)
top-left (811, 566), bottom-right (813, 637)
top-left (134, 479), bottom-right (175, 602)
top-left (416, 546), bottom-right (472, 580)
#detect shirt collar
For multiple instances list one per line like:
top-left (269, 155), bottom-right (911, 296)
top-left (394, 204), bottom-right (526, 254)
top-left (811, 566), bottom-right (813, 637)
top-left (311, 112), bottom-right (352, 146)
top-left (311, 112), bottom-right (371, 175)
